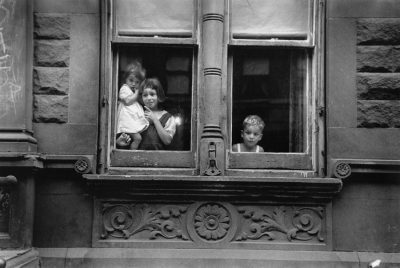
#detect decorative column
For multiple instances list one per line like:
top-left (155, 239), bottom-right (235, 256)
top-left (200, 0), bottom-right (225, 176)
top-left (0, 0), bottom-right (37, 252)
top-left (0, 0), bottom-right (37, 152)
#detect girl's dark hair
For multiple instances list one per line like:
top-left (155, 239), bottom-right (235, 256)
top-left (121, 61), bottom-right (146, 83)
top-left (139, 77), bottom-right (167, 103)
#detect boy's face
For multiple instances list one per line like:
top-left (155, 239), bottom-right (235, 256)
top-left (241, 125), bottom-right (263, 148)
top-left (126, 74), bottom-right (141, 90)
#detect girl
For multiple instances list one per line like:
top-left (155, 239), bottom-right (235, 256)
top-left (116, 62), bottom-right (149, 150)
top-left (137, 77), bottom-right (177, 150)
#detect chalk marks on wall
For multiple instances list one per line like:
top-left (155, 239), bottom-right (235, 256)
top-left (0, 0), bottom-right (22, 119)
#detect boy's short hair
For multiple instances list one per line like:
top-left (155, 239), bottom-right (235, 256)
top-left (122, 61), bottom-right (146, 82)
top-left (242, 115), bottom-right (265, 132)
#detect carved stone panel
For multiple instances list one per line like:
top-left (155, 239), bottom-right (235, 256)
top-left (94, 200), bottom-right (331, 250)
top-left (0, 188), bottom-right (11, 235)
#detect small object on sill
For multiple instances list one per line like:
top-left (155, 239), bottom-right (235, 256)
top-left (368, 260), bottom-right (381, 268)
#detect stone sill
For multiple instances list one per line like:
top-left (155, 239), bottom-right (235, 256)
top-left (37, 248), bottom-right (393, 268)
top-left (85, 174), bottom-right (342, 201)
top-left (330, 158), bottom-right (400, 179)
top-left (0, 248), bottom-right (39, 268)
top-left (0, 153), bottom-right (95, 174)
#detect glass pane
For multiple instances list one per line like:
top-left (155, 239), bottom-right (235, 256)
top-left (115, 0), bottom-right (194, 37)
top-left (117, 45), bottom-right (193, 151)
top-left (231, 47), bottom-right (307, 153)
top-left (231, 0), bottom-right (311, 39)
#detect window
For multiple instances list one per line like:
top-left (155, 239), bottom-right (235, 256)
top-left (226, 0), bottom-right (321, 173)
top-left (100, 0), bottom-right (324, 176)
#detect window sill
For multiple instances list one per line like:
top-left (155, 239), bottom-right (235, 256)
top-left (84, 174), bottom-right (342, 202)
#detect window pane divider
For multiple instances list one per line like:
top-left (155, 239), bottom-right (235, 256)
top-left (229, 39), bottom-right (314, 48)
top-left (232, 32), bottom-right (308, 40)
top-left (112, 36), bottom-right (197, 45)
top-left (118, 30), bottom-right (193, 38)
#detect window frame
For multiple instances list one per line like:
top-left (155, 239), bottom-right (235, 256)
top-left (224, 0), bottom-right (324, 174)
top-left (99, 0), bottom-right (325, 177)
top-left (100, 0), bottom-right (200, 172)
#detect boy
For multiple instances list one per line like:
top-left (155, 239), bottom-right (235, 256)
top-left (232, 115), bottom-right (265, 153)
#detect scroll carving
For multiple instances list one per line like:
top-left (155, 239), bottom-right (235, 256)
top-left (0, 189), bottom-right (10, 213)
top-left (236, 206), bottom-right (324, 242)
top-left (97, 201), bottom-right (326, 246)
top-left (101, 204), bottom-right (189, 241)
top-left (0, 188), bottom-right (11, 233)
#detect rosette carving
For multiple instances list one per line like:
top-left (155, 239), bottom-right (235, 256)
top-left (334, 162), bottom-right (351, 179)
top-left (236, 206), bottom-right (324, 242)
top-left (194, 204), bottom-right (230, 241)
top-left (101, 203), bottom-right (189, 241)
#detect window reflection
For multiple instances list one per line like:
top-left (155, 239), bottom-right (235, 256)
top-left (231, 48), bottom-right (307, 152)
top-left (117, 45), bottom-right (193, 151)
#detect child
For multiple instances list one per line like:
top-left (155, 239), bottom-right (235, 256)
top-left (137, 77), bottom-right (176, 150)
top-left (232, 115), bottom-right (265, 153)
top-left (116, 62), bottom-right (149, 150)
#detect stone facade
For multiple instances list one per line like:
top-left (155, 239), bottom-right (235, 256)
top-left (356, 19), bottom-right (400, 128)
top-left (33, 13), bottom-right (70, 123)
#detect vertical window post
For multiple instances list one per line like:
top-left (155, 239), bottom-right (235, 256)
top-left (200, 0), bottom-right (225, 176)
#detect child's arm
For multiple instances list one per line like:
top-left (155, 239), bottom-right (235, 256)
top-left (153, 119), bottom-right (173, 145)
top-left (144, 107), bottom-right (175, 145)
top-left (120, 88), bottom-right (140, 105)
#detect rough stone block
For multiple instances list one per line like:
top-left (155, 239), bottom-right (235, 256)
top-left (33, 95), bottom-right (69, 123)
top-left (357, 18), bottom-right (400, 45)
top-left (357, 100), bottom-right (400, 127)
top-left (34, 40), bottom-right (70, 67)
top-left (34, 13), bottom-right (70, 39)
top-left (166, 56), bottom-right (190, 72)
top-left (33, 67), bottom-right (69, 95)
top-left (357, 73), bottom-right (400, 100)
top-left (357, 46), bottom-right (400, 73)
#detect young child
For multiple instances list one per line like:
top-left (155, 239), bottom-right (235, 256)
top-left (232, 115), bottom-right (265, 153)
top-left (137, 77), bottom-right (176, 150)
top-left (116, 62), bottom-right (149, 150)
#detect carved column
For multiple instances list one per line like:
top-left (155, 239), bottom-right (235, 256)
top-left (200, 0), bottom-right (225, 176)
top-left (0, 0), bottom-right (36, 153)
top-left (0, 0), bottom-right (37, 250)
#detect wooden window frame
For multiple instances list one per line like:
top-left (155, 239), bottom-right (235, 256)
top-left (99, 0), bottom-right (200, 174)
top-left (224, 0), bottom-right (325, 175)
top-left (99, 0), bottom-right (325, 177)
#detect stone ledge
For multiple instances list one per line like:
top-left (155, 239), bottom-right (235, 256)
top-left (85, 174), bottom-right (342, 201)
top-left (0, 249), bottom-right (39, 268)
top-left (329, 158), bottom-right (400, 179)
top-left (37, 248), bottom-right (395, 268)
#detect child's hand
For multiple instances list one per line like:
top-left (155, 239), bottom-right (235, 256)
top-left (121, 133), bottom-right (131, 143)
top-left (144, 106), bottom-right (158, 124)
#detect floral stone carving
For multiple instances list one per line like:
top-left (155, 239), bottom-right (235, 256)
top-left (101, 203), bottom-right (189, 240)
top-left (194, 204), bottom-right (230, 241)
top-left (236, 206), bottom-right (324, 242)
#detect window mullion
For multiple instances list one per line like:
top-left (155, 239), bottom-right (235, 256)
top-left (199, 0), bottom-right (226, 176)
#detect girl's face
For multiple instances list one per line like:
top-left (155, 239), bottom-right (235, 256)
top-left (125, 74), bottom-right (141, 90)
top-left (142, 87), bottom-right (159, 110)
